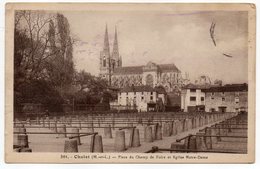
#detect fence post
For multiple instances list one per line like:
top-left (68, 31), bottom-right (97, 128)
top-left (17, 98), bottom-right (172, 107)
top-left (18, 134), bottom-right (29, 148)
top-left (64, 139), bottom-right (78, 152)
top-left (144, 126), bottom-right (153, 142)
top-left (90, 134), bottom-right (103, 153)
top-left (129, 128), bottom-right (140, 147)
top-left (104, 124), bottom-right (112, 138)
top-left (114, 130), bottom-right (126, 152)
top-left (71, 128), bottom-right (81, 145)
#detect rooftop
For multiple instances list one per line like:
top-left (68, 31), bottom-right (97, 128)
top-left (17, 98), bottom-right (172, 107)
top-left (202, 83), bottom-right (248, 92)
top-left (113, 66), bottom-right (143, 75)
top-left (120, 85), bottom-right (154, 92)
top-left (120, 85), bottom-right (167, 94)
top-left (113, 63), bottom-right (180, 75)
top-left (182, 83), bottom-right (211, 89)
top-left (159, 63), bottom-right (180, 73)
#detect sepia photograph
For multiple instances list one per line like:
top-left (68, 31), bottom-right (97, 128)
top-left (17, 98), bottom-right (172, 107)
top-left (5, 3), bottom-right (255, 163)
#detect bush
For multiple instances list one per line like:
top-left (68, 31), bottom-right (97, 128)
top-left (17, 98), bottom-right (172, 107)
top-left (14, 79), bottom-right (64, 113)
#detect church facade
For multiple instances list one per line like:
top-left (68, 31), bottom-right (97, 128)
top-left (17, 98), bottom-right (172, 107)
top-left (99, 26), bottom-right (182, 92)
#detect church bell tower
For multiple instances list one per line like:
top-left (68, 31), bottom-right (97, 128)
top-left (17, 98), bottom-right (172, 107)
top-left (111, 26), bottom-right (122, 69)
top-left (99, 25), bottom-right (122, 85)
top-left (99, 24), bottom-right (111, 83)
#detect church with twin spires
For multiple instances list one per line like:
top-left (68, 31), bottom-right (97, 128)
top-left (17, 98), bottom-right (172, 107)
top-left (99, 25), bottom-right (183, 93)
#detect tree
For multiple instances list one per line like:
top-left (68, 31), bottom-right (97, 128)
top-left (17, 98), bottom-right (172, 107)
top-left (14, 10), bottom-right (76, 113)
top-left (14, 11), bottom-right (75, 87)
top-left (14, 29), bottom-right (30, 91)
top-left (14, 11), bottom-right (55, 84)
top-left (47, 14), bottom-right (75, 91)
top-left (14, 79), bottom-right (64, 112)
top-left (74, 70), bottom-right (112, 104)
top-left (214, 79), bottom-right (223, 86)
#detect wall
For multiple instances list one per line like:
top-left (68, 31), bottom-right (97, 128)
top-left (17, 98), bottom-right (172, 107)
top-left (142, 71), bottom-right (158, 87)
top-left (204, 91), bottom-right (248, 112)
top-left (181, 89), bottom-right (205, 112)
top-left (118, 91), bottom-right (159, 112)
top-left (111, 74), bottom-right (143, 88)
top-left (110, 68), bottom-right (181, 92)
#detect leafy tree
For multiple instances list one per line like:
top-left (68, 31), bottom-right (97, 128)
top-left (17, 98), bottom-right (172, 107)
top-left (47, 14), bottom-right (75, 91)
top-left (14, 11), bottom-right (76, 113)
top-left (14, 79), bottom-right (64, 112)
top-left (214, 79), bottom-right (223, 86)
top-left (74, 70), bottom-right (112, 104)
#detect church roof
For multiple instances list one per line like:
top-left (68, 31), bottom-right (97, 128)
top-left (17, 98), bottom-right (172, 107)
top-left (113, 66), bottom-right (143, 75)
top-left (159, 64), bottom-right (180, 73)
top-left (113, 63), bottom-right (180, 75)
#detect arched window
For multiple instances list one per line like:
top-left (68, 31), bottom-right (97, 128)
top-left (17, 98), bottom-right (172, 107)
top-left (112, 60), bottom-right (115, 70)
top-left (146, 74), bottom-right (154, 87)
top-left (103, 56), bottom-right (106, 67)
top-left (162, 74), bottom-right (168, 83)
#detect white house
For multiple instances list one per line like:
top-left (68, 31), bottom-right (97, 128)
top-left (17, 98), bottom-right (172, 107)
top-left (116, 85), bottom-right (167, 112)
top-left (181, 84), bottom-right (206, 112)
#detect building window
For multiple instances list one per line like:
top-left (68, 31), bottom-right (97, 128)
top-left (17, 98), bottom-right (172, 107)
top-left (201, 97), bottom-right (204, 101)
top-left (222, 92), bottom-right (225, 96)
top-left (112, 61), bottom-right (115, 70)
top-left (141, 96), bottom-right (144, 101)
top-left (222, 97), bottom-right (225, 101)
top-left (190, 97), bottom-right (196, 101)
top-left (235, 97), bottom-right (239, 104)
top-left (190, 89), bottom-right (196, 92)
top-left (150, 92), bottom-right (153, 95)
top-left (211, 97), bottom-right (214, 100)
top-left (126, 92), bottom-right (128, 95)
top-left (142, 92), bottom-right (144, 95)
top-left (146, 74), bottom-right (154, 87)
top-left (211, 92), bottom-right (215, 96)
top-left (134, 92), bottom-right (136, 95)
top-left (103, 56), bottom-right (106, 67)
top-left (133, 97), bottom-right (136, 106)
top-left (150, 96), bottom-right (153, 101)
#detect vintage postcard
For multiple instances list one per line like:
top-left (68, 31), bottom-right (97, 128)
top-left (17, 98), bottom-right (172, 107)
top-left (5, 3), bottom-right (256, 163)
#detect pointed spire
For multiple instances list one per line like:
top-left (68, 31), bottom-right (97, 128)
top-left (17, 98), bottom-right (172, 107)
top-left (103, 24), bottom-right (110, 54)
top-left (112, 26), bottom-right (119, 59)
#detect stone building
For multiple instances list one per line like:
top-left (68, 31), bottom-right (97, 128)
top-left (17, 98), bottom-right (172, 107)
top-left (116, 85), bottom-right (167, 112)
top-left (99, 26), bottom-right (182, 92)
top-left (202, 84), bottom-right (248, 113)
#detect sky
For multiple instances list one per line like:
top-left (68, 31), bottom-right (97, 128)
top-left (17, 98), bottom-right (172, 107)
top-left (62, 10), bottom-right (248, 84)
